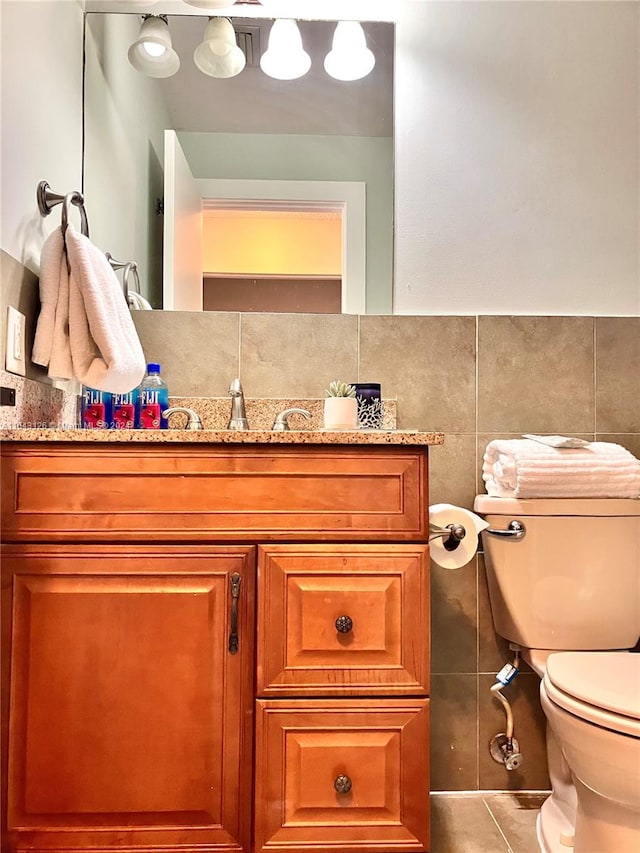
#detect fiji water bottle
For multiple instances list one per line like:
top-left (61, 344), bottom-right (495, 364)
top-left (81, 386), bottom-right (112, 429)
top-left (136, 363), bottom-right (169, 429)
top-left (111, 388), bottom-right (138, 429)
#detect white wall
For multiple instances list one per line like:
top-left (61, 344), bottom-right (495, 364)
top-left (394, 0), bottom-right (640, 315)
top-left (0, 0), bottom-right (84, 271)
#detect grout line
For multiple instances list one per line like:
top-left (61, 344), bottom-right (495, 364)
top-left (432, 790), bottom-right (550, 796)
top-left (475, 315), bottom-right (480, 438)
top-left (475, 315), bottom-right (481, 793)
top-left (482, 796), bottom-right (515, 853)
top-left (237, 313), bottom-right (242, 378)
top-left (593, 317), bottom-right (597, 436)
top-left (356, 313), bottom-right (361, 381)
top-left (475, 672), bottom-right (480, 790)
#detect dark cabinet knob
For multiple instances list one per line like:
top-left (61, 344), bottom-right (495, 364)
top-left (334, 774), bottom-right (352, 794)
top-left (335, 615), bottom-right (353, 634)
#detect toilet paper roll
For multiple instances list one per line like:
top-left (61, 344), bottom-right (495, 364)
top-left (429, 503), bottom-right (490, 570)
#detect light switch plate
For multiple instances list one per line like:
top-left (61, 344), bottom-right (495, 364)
top-left (6, 306), bottom-right (26, 376)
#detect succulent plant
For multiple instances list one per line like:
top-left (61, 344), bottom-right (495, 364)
top-left (325, 380), bottom-right (357, 398)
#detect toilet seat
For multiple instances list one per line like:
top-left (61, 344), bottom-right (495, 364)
top-left (543, 652), bottom-right (640, 738)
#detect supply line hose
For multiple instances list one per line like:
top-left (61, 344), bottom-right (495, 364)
top-left (492, 650), bottom-right (521, 747)
top-left (491, 680), bottom-right (515, 741)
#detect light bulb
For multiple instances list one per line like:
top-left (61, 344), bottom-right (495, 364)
top-left (142, 41), bottom-right (166, 58)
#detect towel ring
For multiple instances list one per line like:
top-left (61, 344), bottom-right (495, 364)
top-left (106, 253), bottom-right (142, 305)
top-left (37, 180), bottom-right (89, 237)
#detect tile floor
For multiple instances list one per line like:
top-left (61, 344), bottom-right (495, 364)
top-left (431, 792), bottom-right (548, 852)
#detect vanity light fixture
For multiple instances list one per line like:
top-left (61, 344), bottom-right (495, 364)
top-left (183, 0), bottom-right (238, 8)
top-left (127, 15), bottom-right (180, 78)
top-left (194, 18), bottom-right (246, 78)
top-left (260, 19), bottom-right (311, 80)
top-left (324, 21), bottom-right (375, 81)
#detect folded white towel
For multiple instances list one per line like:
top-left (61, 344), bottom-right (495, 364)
top-left (32, 227), bottom-right (74, 380)
top-left (483, 438), bottom-right (640, 498)
top-left (64, 225), bottom-right (146, 393)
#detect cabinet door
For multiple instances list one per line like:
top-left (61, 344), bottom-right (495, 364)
top-left (1, 545), bottom-right (255, 853)
top-left (254, 698), bottom-right (430, 853)
top-left (257, 545), bottom-right (430, 696)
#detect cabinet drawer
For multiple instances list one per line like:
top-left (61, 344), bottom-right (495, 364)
top-left (254, 698), bottom-right (430, 853)
top-left (256, 545), bottom-right (430, 696)
top-left (1, 444), bottom-right (427, 542)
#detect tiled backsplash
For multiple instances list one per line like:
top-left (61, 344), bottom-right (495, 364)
top-left (3, 267), bottom-right (639, 792)
top-left (167, 397), bottom-right (396, 431)
top-left (0, 370), bottom-right (79, 429)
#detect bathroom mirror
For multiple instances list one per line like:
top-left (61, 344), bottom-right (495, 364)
top-left (83, 11), bottom-right (394, 313)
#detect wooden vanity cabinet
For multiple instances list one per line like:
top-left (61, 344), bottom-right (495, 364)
top-left (0, 544), bottom-right (255, 853)
top-left (1, 442), bottom-right (432, 853)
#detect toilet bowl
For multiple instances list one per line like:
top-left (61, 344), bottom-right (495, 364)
top-left (540, 652), bottom-right (640, 853)
top-left (473, 495), bottom-right (640, 853)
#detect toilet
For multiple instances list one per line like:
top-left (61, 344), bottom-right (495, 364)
top-left (473, 495), bottom-right (640, 853)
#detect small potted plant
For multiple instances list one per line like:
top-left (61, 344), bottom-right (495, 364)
top-left (324, 381), bottom-right (358, 430)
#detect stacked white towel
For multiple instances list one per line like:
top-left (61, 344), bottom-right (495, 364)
top-left (32, 225), bottom-right (146, 393)
top-left (483, 438), bottom-right (640, 499)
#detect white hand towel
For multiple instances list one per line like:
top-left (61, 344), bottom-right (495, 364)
top-left (483, 438), bottom-right (640, 499)
top-left (128, 291), bottom-right (153, 310)
top-left (32, 227), bottom-right (74, 380)
top-left (64, 225), bottom-right (146, 393)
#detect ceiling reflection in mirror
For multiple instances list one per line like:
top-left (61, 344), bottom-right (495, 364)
top-left (83, 13), bottom-right (394, 313)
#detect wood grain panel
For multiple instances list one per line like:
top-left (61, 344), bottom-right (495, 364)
top-left (257, 545), bottom-right (430, 696)
top-left (1, 444), bottom-right (428, 542)
top-left (254, 698), bottom-right (430, 852)
top-left (1, 545), bottom-right (255, 852)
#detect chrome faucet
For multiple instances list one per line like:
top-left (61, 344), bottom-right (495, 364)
top-left (227, 378), bottom-right (249, 430)
top-left (162, 406), bottom-right (203, 431)
top-left (272, 407), bottom-right (312, 431)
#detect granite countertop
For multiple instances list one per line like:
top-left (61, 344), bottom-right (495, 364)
top-left (0, 428), bottom-right (444, 446)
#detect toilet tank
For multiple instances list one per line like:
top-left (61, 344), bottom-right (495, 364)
top-left (473, 496), bottom-right (640, 651)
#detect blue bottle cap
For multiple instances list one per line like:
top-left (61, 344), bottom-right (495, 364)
top-left (147, 363), bottom-right (160, 373)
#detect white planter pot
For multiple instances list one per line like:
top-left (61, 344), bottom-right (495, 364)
top-left (323, 397), bottom-right (358, 430)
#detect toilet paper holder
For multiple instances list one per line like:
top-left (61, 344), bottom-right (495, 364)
top-left (430, 519), bottom-right (527, 549)
top-left (428, 522), bottom-right (467, 551)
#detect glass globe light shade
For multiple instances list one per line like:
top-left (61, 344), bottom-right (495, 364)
top-left (324, 21), bottom-right (375, 81)
top-left (260, 19), bottom-right (311, 81)
top-left (194, 18), bottom-right (246, 78)
top-left (128, 16), bottom-right (179, 78)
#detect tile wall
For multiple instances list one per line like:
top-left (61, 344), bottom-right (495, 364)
top-left (133, 310), bottom-right (640, 791)
top-left (2, 285), bottom-right (638, 791)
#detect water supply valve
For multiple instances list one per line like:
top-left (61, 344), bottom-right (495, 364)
top-left (489, 733), bottom-right (524, 771)
top-left (496, 662), bottom-right (519, 686)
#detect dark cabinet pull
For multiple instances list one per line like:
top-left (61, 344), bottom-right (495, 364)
top-left (335, 615), bottom-right (353, 634)
top-left (334, 774), bottom-right (352, 794)
top-left (228, 572), bottom-right (241, 654)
